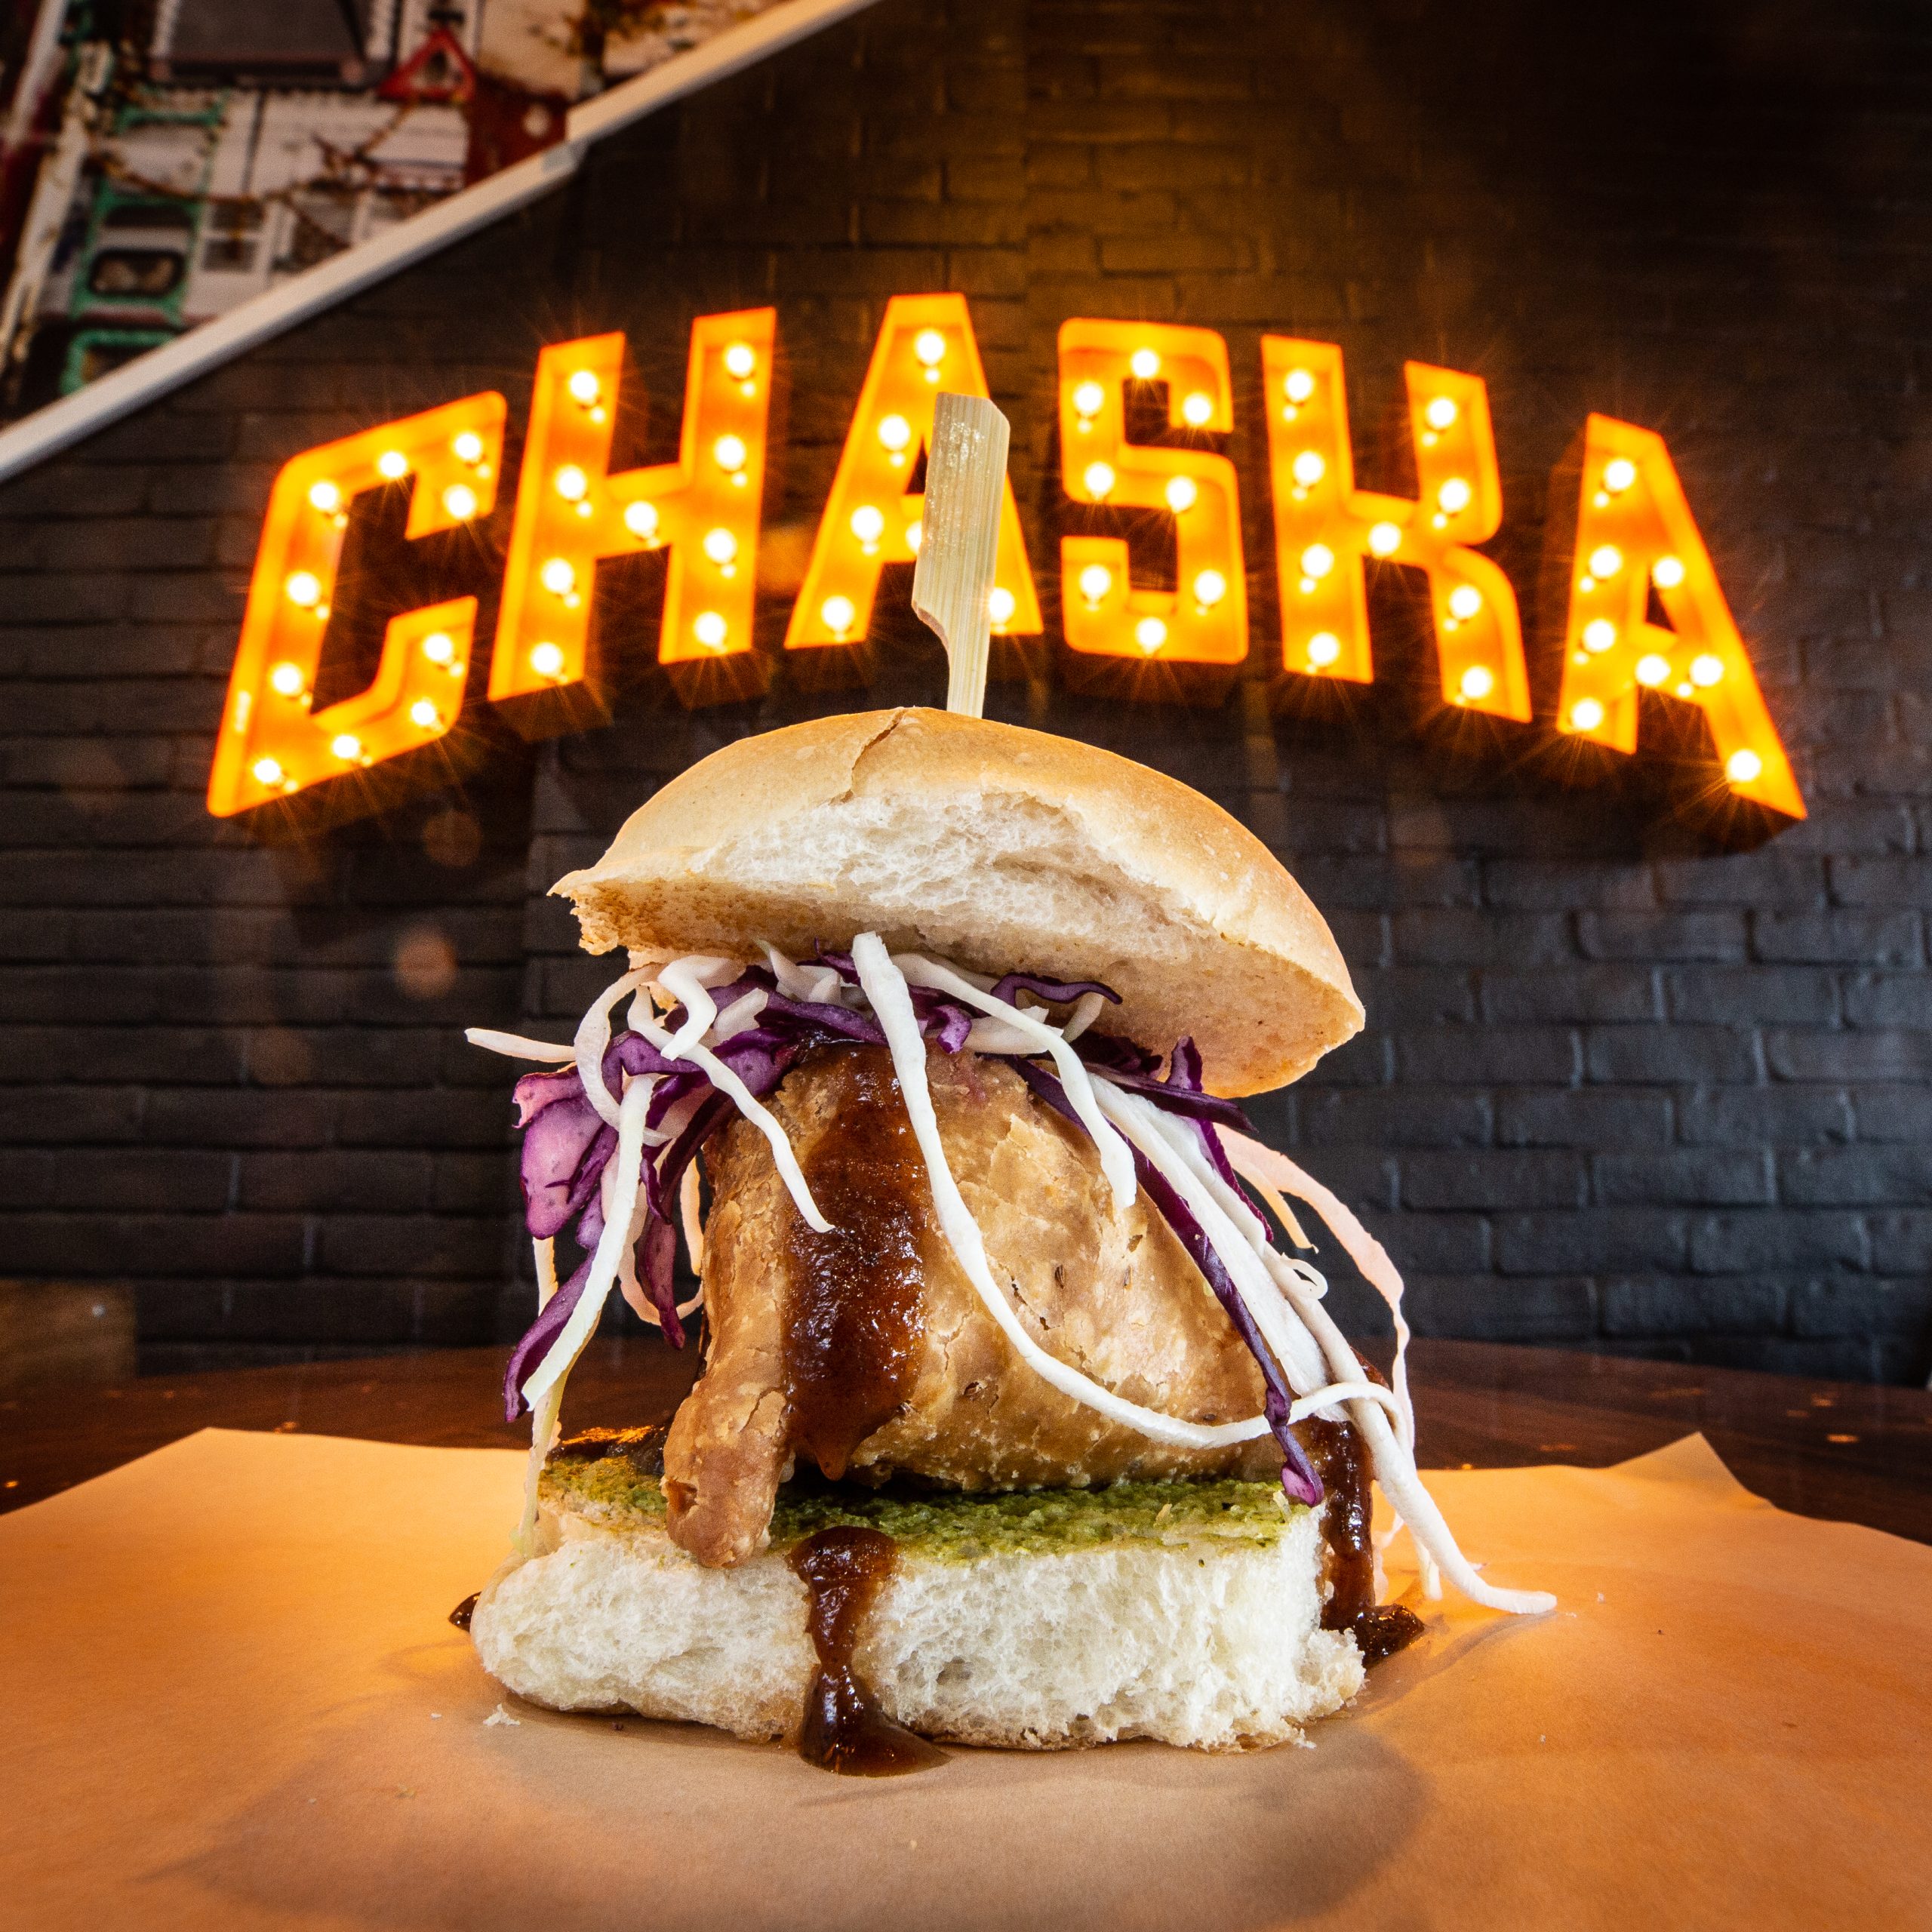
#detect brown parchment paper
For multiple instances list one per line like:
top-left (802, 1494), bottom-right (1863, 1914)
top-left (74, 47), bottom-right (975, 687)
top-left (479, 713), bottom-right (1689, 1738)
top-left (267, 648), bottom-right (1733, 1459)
top-left (2, 1427), bottom-right (1927, 1931)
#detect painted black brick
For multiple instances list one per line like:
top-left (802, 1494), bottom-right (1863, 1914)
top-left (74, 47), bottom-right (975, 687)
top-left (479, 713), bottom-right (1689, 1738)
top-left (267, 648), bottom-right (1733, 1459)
top-left (0, 0), bottom-right (1928, 1383)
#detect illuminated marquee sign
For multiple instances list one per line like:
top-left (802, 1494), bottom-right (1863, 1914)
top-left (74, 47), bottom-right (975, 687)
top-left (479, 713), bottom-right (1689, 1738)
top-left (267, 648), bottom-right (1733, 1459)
top-left (211, 299), bottom-right (1804, 820)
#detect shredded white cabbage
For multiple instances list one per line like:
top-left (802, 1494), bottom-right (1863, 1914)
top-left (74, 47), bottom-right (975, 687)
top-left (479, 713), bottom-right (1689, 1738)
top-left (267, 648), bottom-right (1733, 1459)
top-left (515, 1236), bottom-right (565, 1555)
top-left (655, 955), bottom-right (739, 1055)
top-left (679, 1159), bottom-right (706, 1276)
top-left (465, 1027), bottom-right (577, 1063)
top-left (574, 968), bottom-right (647, 1129)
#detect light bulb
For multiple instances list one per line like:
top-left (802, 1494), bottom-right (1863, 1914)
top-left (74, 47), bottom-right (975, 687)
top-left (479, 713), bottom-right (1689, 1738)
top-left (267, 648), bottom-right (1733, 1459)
top-left (1181, 390), bottom-right (1214, 427)
top-left (409, 698), bottom-right (440, 729)
top-left (1652, 555), bottom-right (1686, 589)
top-left (331, 733), bottom-right (362, 761)
top-left (376, 450), bottom-right (408, 481)
top-left (821, 595), bottom-right (856, 635)
top-left (1130, 347), bottom-right (1160, 380)
top-left (269, 660), bottom-right (305, 697)
top-left (1084, 461), bottom-right (1116, 500)
top-left (452, 430), bottom-right (484, 465)
top-left (1459, 665), bottom-right (1494, 702)
top-left (1690, 653), bottom-right (1724, 687)
top-left (1589, 545), bottom-right (1623, 578)
top-left (914, 329), bottom-right (946, 368)
top-left (1307, 632), bottom-right (1341, 668)
top-left (1134, 616), bottom-right (1168, 652)
top-left (851, 504), bottom-right (885, 545)
top-left (1193, 568), bottom-right (1227, 608)
top-left (1437, 476), bottom-right (1473, 515)
top-left (1164, 475), bottom-right (1198, 514)
top-left (422, 632), bottom-right (455, 666)
top-left (876, 415), bottom-right (911, 454)
top-left (441, 483), bottom-right (478, 521)
top-left (694, 611), bottom-right (729, 651)
top-left (624, 500), bottom-right (659, 541)
top-left (567, 370), bottom-right (600, 406)
top-left (906, 519), bottom-right (922, 553)
top-left (1367, 521), bottom-right (1401, 558)
top-left (1583, 619), bottom-right (1618, 653)
top-left (1569, 697), bottom-right (1606, 732)
top-left (1300, 543), bottom-right (1335, 580)
top-left (1447, 584), bottom-right (1483, 620)
top-left (988, 587), bottom-right (1017, 626)
top-left (1425, 396), bottom-right (1459, 432)
top-left (1284, 368), bottom-right (1316, 405)
top-left (1072, 380), bottom-right (1106, 418)
top-left (1078, 563), bottom-right (1114, 604)
top-left (529, 641), bottom-right (565, 679)
top-left (540, 558), bottom-right (575, 595)
top-left (1603, 457), bottom-right (1637, 494)
top-left (285, 571), bottom-right (321, 607)
top-left (723, 342), bottom-right (756, 380)
top-left (307, 480), bottom-right (341, 513)
top-left (1726, 748), bottom-right (1764, 784)
top-left (1635, 654), bottom-right (1671, 687)
top-left (553, 464), bottom-right (588, 501)
top-left (713, 434), bottom-right (748, 472)
top-left (1291, 450), bottom-right (1325, 488)
top-left (251, 756), bottom-right (285, 786)
top-left (703, 527), bottom-right (737, 565)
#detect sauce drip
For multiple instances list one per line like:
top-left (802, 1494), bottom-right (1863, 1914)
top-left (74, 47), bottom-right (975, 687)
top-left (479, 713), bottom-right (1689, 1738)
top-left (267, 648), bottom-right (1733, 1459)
top-left (788, 1524), bottom-right (946, 1777)
top-left (782, 1048), bottom-right (927, 1479)
top-left (1298, 1417), bottom-right (1424, 1667)
top-left (449, 1592), bottom-right (479, 1631)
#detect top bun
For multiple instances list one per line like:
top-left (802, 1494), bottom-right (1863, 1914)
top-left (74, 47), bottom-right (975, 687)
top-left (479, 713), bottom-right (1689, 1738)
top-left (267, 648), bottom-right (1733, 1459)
top-left (552, 708), bottom-right (1361, 1095)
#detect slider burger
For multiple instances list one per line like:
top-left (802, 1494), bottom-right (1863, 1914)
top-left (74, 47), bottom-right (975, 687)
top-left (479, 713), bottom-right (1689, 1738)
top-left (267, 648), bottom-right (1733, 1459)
top-left (462, 706), bottom-right (1551, 1770)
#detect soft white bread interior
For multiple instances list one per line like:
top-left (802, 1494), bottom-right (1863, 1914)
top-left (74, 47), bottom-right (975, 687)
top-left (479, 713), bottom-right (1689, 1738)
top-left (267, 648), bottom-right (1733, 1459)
top-left (550, 706), bottom-right (1361, 1096)
top-left (471, 1486), bottom-right (1364, 1752)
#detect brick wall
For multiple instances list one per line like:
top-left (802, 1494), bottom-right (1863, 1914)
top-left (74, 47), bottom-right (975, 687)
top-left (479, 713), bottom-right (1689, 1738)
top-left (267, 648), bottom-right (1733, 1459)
top-left (3, 0), bottom-right (1930, 1382)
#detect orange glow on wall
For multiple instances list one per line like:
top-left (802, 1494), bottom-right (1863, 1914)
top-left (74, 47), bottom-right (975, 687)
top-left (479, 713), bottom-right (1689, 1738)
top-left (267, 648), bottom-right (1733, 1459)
top-left (490, 308), bottom-right (774, 706)
top-left (205, 393), bottom-right (505, 817)
top-left (1260, 338), bottom-right (1529, 719)
top-left (786, 294), bottom-right (1040, 660)
top-left (1555, 415), bottom-right (1804, 817)
top-left (1057, 319), bottom-right (1245, 667)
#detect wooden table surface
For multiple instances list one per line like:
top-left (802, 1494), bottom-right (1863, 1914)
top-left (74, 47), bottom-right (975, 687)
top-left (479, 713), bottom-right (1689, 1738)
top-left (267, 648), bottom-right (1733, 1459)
top-left (4, 1336), bottom-right (1928, 1543)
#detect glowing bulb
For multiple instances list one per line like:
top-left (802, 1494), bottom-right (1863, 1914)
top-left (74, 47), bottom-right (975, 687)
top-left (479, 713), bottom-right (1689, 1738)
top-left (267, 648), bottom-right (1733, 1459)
top-left (410, 699), bottom-right (440, 730)
top-left (1690, 653), bottom-right (1724, 687)
top-left (1164, 475), bottom-right (1198, 514)
top-left (1181, 391), bottom-right (1214, 428)
top-left (1306, 632), bottom-right (1341, 668)
top-left (529, 641), bottom-right (565, 679)
top-left (1653, 555), bottom-right (1686, 589)
top-left (1726, 749), bottom-right (1764, 784)
top-left (1134, 616), bottom-right (1168, 652)
top-left (876, 415), bottom-right (911, 455)
top-left (1130, 347), bottom-right (1160, 380)
top-left (376, 450), bottom-right (408, 481)
top-left (1569, 697), bottom-right (1606, 732)
top-left (1583, 619), bottom-right (1618, 654)
top-left (1291, 450), bottom-right (1325, 488)
top-left (693, 611), bottom-right (728, 651)
top-left (1447, 584), bottom-right (1483, 620)
top-left (1459, 665), bottom-right (1494, 702)
top-left (1437, 477), bottom-right (1473, 515)
top-left (452, 430), bottom-right (485, 465)
top-left (331, 734), bottom-right (362, 762)
top-left (1367, 521), bottom-right (1401, 558)
top-left (624, 500), bottom-right (659, 541)
top-left (553, 464), bottom-right (587, 501)
top-left (1078, 564), bottom-right (1114, 604)
top-left (566, 370), bottom-right (600, 406)
top-left (268, 660), bottom-right (305, 697)
top-left (285, 571), bottom-right (321, 608)
top-left (422, 632), bottom-right (455, 666)
top-left (251, 757), bottom-right (285, 786)
top-left (1603, 457), bottom-right (1637, 494)
top-left (1284, 368), bottom-right (1316, 405)
top-left (989, 587), bottom-right (1017, 626)
top-left (1084, 461), bottom-right (1116, 500)
top-left (540, 558), bottom-right (575, 595)
top-left (441, 482), bottom-right (478, 521)
top-left (1300, 543), bottom-right (1335, 580)
top-left (723, 342), bottom-right (756, 380)
top-left (1193, 569), bottom-right (1228, 608)
top-left (821, 595), bottom-right (856, 635)
top-left (307, 480), bottom-right (341, 513)
top-left (1424, 396), bottom-right (1459, 432)
top-left (1635, 654), bottom-right (1670, 688)
top-left (712, 434), bottom-right (748, 473)
top-left (914, 329), bottom-right (947, 368)
top-left (1072, 380), bottom-right (1106, 418)
top-left (906, 519), bottom-right (922, 553)
top-left (1589, 545), bottom-right (1623, 579)
top-left (850, 504), bottom-right (885, 546)
top-left (703, 527), bottom-right (738, 566)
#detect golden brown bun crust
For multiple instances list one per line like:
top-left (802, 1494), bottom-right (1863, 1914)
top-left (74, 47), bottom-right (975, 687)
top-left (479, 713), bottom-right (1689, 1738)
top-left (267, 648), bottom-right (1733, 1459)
top-left (553, 708), bottom-right (1361, 1095)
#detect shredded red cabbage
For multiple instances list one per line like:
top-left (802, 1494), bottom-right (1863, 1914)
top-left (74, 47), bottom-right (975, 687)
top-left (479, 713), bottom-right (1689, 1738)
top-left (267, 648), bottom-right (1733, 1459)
top-left (989, 971), bottom-right (1121, 1008)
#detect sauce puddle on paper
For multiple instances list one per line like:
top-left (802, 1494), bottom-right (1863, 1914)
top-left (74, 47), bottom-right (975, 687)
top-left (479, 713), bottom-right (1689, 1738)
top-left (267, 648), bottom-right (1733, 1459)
top-left (1303, 1417), bottom-right (1425, 1667)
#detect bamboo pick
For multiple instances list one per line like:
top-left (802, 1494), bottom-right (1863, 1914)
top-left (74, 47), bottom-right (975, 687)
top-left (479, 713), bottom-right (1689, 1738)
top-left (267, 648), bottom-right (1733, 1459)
top-left (912, 390), bottom-right (1011, 719)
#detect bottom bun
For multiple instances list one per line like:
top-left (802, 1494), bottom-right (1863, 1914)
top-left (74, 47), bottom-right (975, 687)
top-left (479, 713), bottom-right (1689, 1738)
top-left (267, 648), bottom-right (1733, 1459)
top-left (470, 1453), bottom-right (1367, 1752)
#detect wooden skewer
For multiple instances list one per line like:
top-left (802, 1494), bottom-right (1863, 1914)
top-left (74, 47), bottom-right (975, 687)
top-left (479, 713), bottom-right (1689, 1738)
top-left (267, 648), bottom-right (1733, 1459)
top-left (912, 390), bottom-right (1011, 719)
